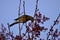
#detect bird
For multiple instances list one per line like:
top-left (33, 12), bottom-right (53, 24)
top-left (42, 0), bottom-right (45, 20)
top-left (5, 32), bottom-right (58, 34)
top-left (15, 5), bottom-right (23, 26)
top-left (9, 15), bottom-right (34, 27)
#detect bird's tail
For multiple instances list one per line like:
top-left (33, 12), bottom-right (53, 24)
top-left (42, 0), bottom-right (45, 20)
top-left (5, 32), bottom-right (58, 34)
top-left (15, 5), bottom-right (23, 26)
top-left (9, 22), bottom-right (19, 27)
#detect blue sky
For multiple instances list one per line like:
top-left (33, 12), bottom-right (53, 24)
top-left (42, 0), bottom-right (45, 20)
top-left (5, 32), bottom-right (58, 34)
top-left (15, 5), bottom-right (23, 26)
top-left (0, 0), bottom-right (60, 39)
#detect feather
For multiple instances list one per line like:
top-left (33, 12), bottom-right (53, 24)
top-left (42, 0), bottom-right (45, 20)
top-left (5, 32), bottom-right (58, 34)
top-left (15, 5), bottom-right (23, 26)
top-left (9, 22), bottom-right (19, 27)
top-left (9, 15), bottom-right (34, 27)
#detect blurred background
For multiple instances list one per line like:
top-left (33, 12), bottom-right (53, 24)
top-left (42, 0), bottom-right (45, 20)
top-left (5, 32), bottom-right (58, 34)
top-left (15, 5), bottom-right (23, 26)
top-left (0, 0), bottom-right (60, 40)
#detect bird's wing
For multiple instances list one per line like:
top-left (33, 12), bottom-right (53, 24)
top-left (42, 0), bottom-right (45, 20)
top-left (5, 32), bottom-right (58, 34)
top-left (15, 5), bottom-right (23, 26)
top-left (14, 15), bottom-right (27, 21)
top-left (14, 16), bottom-right (23, 21)
top-left (14, 15), bottom-right (26, 20)
top-left (14, 17), bottom-right (20, 21)
top-left (14, 15), bottom-right (34, 22)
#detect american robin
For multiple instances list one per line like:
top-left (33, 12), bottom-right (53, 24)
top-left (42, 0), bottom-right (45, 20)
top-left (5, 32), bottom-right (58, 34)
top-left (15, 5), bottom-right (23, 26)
top-left (9, 15), bottom-right (34, 27)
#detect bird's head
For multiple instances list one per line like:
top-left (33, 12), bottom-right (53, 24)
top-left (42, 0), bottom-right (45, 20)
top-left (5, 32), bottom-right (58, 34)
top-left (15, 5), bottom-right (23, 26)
top-left (25, 15), bottom-right (34, 22)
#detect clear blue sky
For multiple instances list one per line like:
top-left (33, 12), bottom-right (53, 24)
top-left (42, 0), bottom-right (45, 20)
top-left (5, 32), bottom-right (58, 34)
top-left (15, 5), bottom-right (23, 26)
top-left (0, 0), bottom-right (60, 39)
